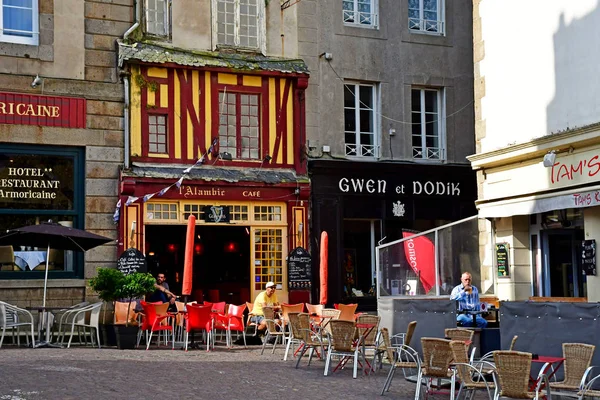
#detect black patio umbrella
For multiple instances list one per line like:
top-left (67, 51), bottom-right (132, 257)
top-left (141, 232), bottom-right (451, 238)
top-left (0, 221), bottom-right (113, 307)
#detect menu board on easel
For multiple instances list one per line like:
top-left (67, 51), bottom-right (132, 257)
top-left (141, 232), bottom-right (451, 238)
top-left (496, 243), bottom-right (509, 277)
top-left (582, 239), bottom-right (596, 276)
top-left (287, 247), bottom-right (312, 290)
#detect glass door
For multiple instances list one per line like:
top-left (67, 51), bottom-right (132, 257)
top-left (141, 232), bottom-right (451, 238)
top-left (541, 229), bottom-right (585, 297)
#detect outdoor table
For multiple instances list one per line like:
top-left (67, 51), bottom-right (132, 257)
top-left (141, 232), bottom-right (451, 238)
top-left (529, 355), bottom-right (565, 393)
top-left (25, 306), bottom-right (66, 348)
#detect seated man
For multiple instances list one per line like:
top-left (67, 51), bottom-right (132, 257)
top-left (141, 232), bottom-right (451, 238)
top-left (147, 273), bottom-right (177, 311)
top-left (450, 272), bottom-right (488, 328)
top-left (251, 281), bottom-right (280, 332)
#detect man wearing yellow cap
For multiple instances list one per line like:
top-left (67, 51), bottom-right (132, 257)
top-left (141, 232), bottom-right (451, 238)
top-left (251, 281), bottom-right (280, 331)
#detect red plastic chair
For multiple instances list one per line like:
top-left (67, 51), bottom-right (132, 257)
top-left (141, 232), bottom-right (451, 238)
top-left (139, 301), bottom-right (174, 350)
top-left (184, 304), bottom-right (213, 351)
top-left (214, 304), bottom-right (247, 348)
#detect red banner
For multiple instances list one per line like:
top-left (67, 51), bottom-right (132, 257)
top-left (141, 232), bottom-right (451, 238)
top-left (402, 231), bottom-right (436, 293)
top-left (0, 92), bottom-right (86, 128)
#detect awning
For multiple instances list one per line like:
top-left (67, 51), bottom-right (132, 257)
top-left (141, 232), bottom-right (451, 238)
top-left (477, 184), bottom-right (600, 218)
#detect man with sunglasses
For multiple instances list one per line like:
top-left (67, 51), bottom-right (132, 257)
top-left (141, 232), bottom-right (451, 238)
top-left (250, 281), bottom-right (280, 332)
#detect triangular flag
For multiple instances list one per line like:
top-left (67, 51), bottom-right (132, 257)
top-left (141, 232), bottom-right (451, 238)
top-left (157, 185), bottom-right (171, 197)
top-left (125, 196), bottom-right (139, 206)
top-left (112, 199), bottom-right (122, 224)
top-left (175, 176), bottom-right (184, 188)
top-left (143, 192), bottom-right (156, 202)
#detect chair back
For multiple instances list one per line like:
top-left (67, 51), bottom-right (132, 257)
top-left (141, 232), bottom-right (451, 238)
top-left (287, 312), bottom-right (301, 339)
top-left (227, 304), bottom-right (246, 319)
top-left (421, 337), bottom-right (453, 377)
top-left (141, 302), bottom-right (168, 329)
top-left (562, 343), bottom-right (595, 387)
top-left (186, 304), bottom-right (212, 332)
top-left (281, 303), bottom-right (304, 322)
top-left (246, 302), bottom-right (254, 314)
top-left (114, 301), bottom-right (137, 324)
top-left (296, 312), bottom-right (313, 342)
top-left (320, 308), bottom-right (341, 336)
top-left (336, 303), bottom-right (358, 321)
top-left (89, 302), bottom-right (102, 328)
top-left (493, 350), bottom-right (532, 398)
top-left (449, 340), bottom-right (476, 384)
top-left (0, 246), bottom-right (15, 271)
top-left (509, 335), bottom-right (518, 350)
top-left (445, 328), bottom-right (474, 342)
top-left (356, 314), bottom-right (380, 346)
top-left (305, 303), bottom-right (324, 317)
top-left (211, 301), bottom-right (226, 314)
top-left (405, 321), bottom-right (417, 347)
top-left (329, 319), bottom-right (357, 352)
top-left (263, 306), bottom-right (279, 334)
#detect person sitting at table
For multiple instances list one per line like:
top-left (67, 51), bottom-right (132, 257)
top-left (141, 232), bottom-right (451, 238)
top-left (450, 271), bottom-right (488, 328)
top-left (251, 281), bottom-right (280, 332)
top-left (147, 273), bottom-right (177, 311)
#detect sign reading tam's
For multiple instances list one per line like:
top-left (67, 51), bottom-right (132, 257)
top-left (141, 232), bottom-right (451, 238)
top-left (0, 92), bottom-right (86, 128)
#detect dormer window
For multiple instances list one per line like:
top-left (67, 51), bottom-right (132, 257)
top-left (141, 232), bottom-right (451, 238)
top-left (212, 0), bottom-right (266, 53)
top-left (145, 0), bottom-right (170, 37)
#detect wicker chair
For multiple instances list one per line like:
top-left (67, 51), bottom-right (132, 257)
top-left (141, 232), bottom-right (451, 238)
top-left (449, 340), bottom-right (496, 400)
top-left (549, 343), bottom-right (595, 398)
top-left (493, 350), bottom-right (551, 400)
top-left (284, 312), bottom-right (303, 361)
top-left (445, 327), bottom-right (474, 342)
top-left (416, 338), bottom-right (454, 400)
top-left (260, 306), bottom-right (284, 355)
top-left (380, 327), bottom-right (420, 395)
top-left (318, 308), bottom-right (341, 338)
top-left (355, 314), bottom-right (381, 371)
top-left (305, 303), bottom-right (324, 317)
top-left (295, 312), bottom-right (324, 369)
top-left (324, 319), bottom-right (367, 379)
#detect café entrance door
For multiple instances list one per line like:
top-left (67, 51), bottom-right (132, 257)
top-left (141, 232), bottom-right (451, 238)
top-left (541, 229), bottom-right (585, 297)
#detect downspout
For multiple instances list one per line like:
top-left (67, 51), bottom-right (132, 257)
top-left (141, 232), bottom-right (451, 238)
top-left (122, 0), bottom-right (140, 169)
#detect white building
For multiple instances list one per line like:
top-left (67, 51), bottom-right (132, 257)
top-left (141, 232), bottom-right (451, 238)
top-left (470, 0), bottom-right (600, 301)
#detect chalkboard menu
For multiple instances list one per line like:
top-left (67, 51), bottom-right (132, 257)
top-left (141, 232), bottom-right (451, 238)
top-left (287, 247), bottom-right (312, 290)
top-left (117, 248), bottom-right (147, 275)
top-left (496, 243), bottom-right (509, 277)
top-left (582, 239), bottom-right (596, 276)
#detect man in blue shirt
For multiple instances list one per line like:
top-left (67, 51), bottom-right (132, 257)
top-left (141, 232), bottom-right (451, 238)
top-left (450, 272), bottom-right (488, 328)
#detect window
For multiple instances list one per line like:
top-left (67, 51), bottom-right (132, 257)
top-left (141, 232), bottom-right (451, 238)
top-left (411, 88), bottom-right (444, 160)
top-left (0, 0), bottom-right (38, 45)
top-left (213, 0), bottom-right (265, 51)
top-left (145, 0), bottom-right (170, 37)
top-left (148, 114), bottom-right (168, 154)
top-left (253, 228), bottom-right (283, 291)
top-left (218, 91), bottom-right (261, 160)
top-left (344, 82), bottom-right (378, 158)
top-left (146, 203), bottom-right (178, 220)
top-left (342, 0), bottom-right (378, 28)
top-left (408, 0), bottom-right (444, 34)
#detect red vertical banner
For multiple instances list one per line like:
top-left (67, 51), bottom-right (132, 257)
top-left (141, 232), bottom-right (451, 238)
top-left (319, 231), bottom-right (328, 305)
top-left (182, 215), bottom-right (196, 296)
top-left (402, 231), bottom-right (436, 293)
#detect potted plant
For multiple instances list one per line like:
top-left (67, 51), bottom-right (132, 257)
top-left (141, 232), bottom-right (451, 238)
top-left (89, 268), bottom-right (156, 349)
top-left (89, 268), bottom-right (125, 346)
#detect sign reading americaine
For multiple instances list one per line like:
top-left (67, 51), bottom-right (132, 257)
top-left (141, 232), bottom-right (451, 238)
top-left (338, 177), bottom-right (461, 196)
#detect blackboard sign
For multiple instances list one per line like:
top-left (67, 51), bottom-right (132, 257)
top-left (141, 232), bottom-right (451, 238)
top-left (287, 247), bottom-right (312, 290)
top-left (117, 248), bottom-right (147, 275)
top-left (496, 243), bottom-right (509, 277)
top-left (582, 239), bottom-right (596, 276)
top-left (203, 205), bottom-right (230, 223)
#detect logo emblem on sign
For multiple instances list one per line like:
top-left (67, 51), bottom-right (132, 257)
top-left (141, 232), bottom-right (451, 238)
top-left (392, 201), bottom-right (405, 217)
top-left (209, 205), bottom-right (225, 223)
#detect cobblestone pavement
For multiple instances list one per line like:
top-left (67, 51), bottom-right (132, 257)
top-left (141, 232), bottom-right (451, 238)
top-left (0, 343), bottom-right (494, 400)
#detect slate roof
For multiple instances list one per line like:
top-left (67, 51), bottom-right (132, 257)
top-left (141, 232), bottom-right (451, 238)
top-left (117, 40), bottom-right (309, 75)
top-left (123, 163), bottom-right (308, 185)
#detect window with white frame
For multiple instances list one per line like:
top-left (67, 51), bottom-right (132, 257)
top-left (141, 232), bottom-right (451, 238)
top-left (148, 114), bottom-right (168, 154)
top-left (145, 0), bottom-right (170, 36)
top-left (0, 0), bottom-right (38, 45)
top-left (408, 0), bottom-right (444, 34)
top-left (218, 91), bottom-right (261, 160)
top-left (213, 0), bottom-right (265, 51)
top-left (342, 0), bottom-right (378, 28)
top-left (344, 82), bottom-right (378, 158)
top-left (411, 88), bottom-right (445, 160)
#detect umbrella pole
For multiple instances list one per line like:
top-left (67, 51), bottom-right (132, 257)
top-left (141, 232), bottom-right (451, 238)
top-left (42, 244), bottom-right (50, 308)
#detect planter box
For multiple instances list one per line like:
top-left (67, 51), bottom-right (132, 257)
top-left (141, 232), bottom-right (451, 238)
top-left (114, 325), bottom-right (138, 350)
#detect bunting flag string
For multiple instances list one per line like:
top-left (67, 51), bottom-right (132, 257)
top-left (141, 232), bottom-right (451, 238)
top-left (111, 138), bottom-right (219, 224)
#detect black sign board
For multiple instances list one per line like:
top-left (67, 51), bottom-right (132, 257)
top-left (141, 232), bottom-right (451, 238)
top-left (287, 247), bottom-right (312, 290)
top-left (117, 248), bottom-right (147, 275)
top-left (582, 239), bottom-right (596, 276)
top-left (202, 205), bottom-right (230, 223)
top-left (496, 243), bottom-right (509, 277)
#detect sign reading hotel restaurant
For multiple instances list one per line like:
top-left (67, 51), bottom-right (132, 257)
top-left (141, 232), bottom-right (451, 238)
top-left (0, 92), bottom-right (86, 128)
top-left (117, 248), bottom-right (147, 275)
top-left (287, 247), bottom-right (312, 290)
top-left (582, 240), bottom-right (596, 276)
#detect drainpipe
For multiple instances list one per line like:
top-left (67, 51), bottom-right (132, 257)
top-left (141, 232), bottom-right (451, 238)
top-left (122, 0), bottom-right (140, 169)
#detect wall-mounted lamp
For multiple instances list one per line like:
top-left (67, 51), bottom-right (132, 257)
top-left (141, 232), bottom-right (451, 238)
top-left (543, 151), bottom-right (556, 167)
top-left (263, 155), bottom-right (272, 163)
top-left (31, 74), bottom-right (43, 88)
top-left (219, 152), bottom-right (233, 161)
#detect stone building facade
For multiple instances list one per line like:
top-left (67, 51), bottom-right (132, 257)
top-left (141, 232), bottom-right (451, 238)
top-left (0, 0), bottom-right (128, 306)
